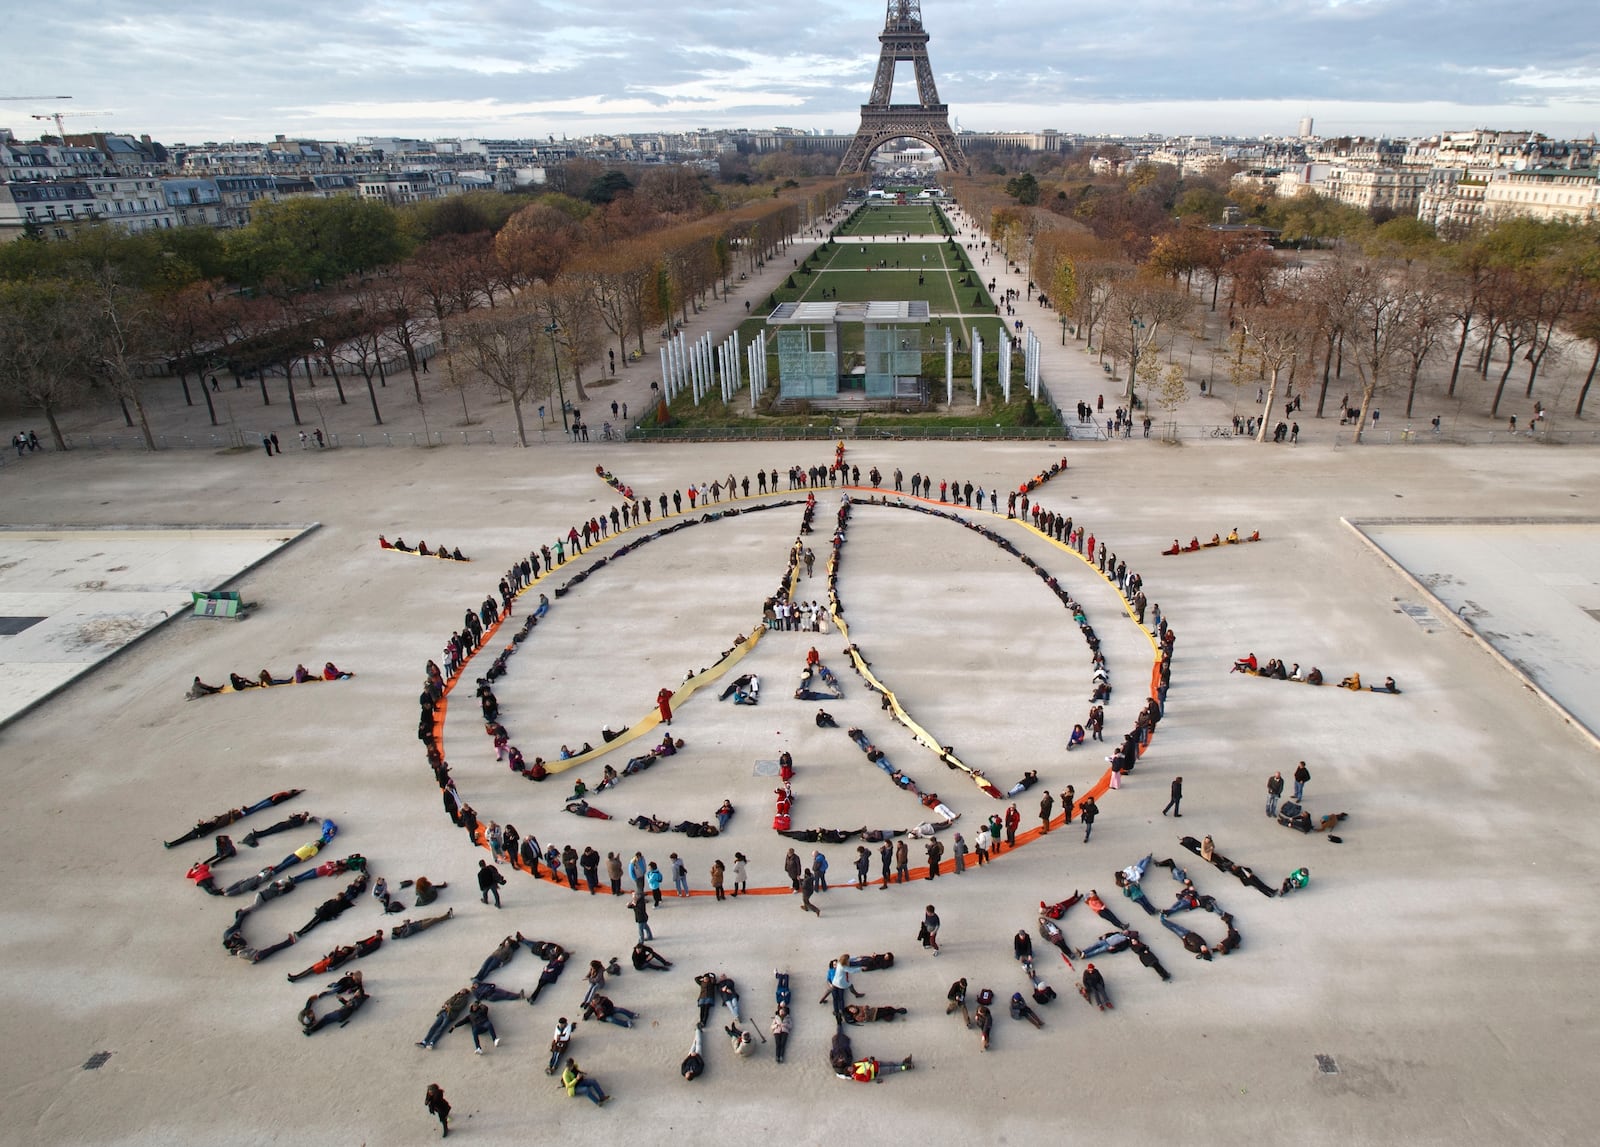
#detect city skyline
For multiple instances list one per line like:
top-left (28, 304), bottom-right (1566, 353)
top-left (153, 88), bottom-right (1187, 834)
top-left (7, 0), bottom-right (1599, 143)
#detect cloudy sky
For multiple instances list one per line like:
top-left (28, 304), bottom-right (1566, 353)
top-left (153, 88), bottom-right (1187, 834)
top-left (7, 0), bottom-right (1598, 142)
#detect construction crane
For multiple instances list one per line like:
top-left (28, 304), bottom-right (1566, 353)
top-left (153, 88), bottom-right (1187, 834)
top-left (31, 110), bottom-right (111, 143)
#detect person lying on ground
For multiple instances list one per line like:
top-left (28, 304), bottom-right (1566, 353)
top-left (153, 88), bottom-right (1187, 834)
top-left (671, 819), bottom-right (718, 837)
top-left (628, 814), bottom-right (671, 832)
top-left (1159, 915), bottom-right (1214, 959)
top-left (1041, 892), bottom-right (1082, 920)
top-left (300, 986), bottom-right (368, 1034)
top-left (1037, 916), bottom-right (1077, 963)
top-left (844, 1004), bottom-right (907, 1024)
top-left (681, 1029), bottom-right (705, 1080)
top-left (1007, 771), bottom-right (1039, 796)
top-left (565, 800), bottom-right (611, 819)
top-left (528, 952), bottom-right (569, 1002)
top-left (242, 812), bottom-right (314, 848)
top-left (1079, 930), bottom-right (1133, 960)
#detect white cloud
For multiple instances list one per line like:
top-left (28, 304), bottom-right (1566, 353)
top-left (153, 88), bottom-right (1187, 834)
top-left (2, 0), bottom-right (1596, 140)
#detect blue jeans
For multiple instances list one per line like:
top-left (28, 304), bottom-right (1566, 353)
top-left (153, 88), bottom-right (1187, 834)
top-left (1267, 794), bottom-right (1279, 817)
top-left (469, 1019), bottom-right (497, 1050)
top-left (601, 1008), bottom-right (636, 1028)
top-left (421, 1009), bottom-right (455, 1046)
top-left (1293, 781), bottom-right (1305, 801)
top-left (572, 1078), bottom-right (607, 1105)
top-left (1081, 934), bottom-right (1126, 958)
top-left (637, 921), bottom-right (652, 942)
top-left (674, 874), bottom-right (689, 896)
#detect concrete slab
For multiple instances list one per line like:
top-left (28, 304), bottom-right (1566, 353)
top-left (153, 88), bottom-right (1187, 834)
top-left (0, 526), bottom-right (314, 727)
top-left (1, 441), bottom-right (1598, 1146)
top-left (1357, 519), bottom-right (1600, 744)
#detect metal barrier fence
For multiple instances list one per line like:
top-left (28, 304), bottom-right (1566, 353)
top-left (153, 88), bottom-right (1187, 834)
top-left (46, 428), bottom-right (500, 452)
top-left (9, 422), bottom-right (1595, 458)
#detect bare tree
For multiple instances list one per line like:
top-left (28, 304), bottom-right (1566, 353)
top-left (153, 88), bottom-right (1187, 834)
top-left (1397, 264), bottom-right (1447, 418)
top-left (1237, 293), bottom-right (1313, 442)
top-left (450, 303), bottom-right (552, 448)
top-left (87, 267), bottom-right (161, 448)
top-left (0, 280), bottom-right (92, 449)
top-left (1106, 278), bottom-right (1192, 405)
top-left (1335, 264), bottom-right (1412, 443)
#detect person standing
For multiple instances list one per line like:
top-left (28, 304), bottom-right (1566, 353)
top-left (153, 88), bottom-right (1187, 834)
top-left (783, 848), bottom-right (802, 892)
top-left (1266, 771), bottom-right (1284, 817)
top-left (800, 868), bottom-right (822, 916)
top-left (829, 955), bottom-right (863, 1021)
top-left (630, 893), bottom-right (652, 942)
top-left (629, 851), bottom-right (647, 897)
top-left (710, 858), bottom-right (726, 900)
top-left (1061, 786), bottom-right (1076, 825)
top-left (854, 846), bottom-right (871, 889)
top-left (655, 687), bottom-right (674, 725)
top-left (812, 850), bottom-right (830, 892)
top-left (1080, 797), bottom-right (1098, 843)
top-left (424, 1083), bottom-right (451, 1137)
top-left (879, 840), bottom-right (893, 888)
top-left (1039, 790), bottom-right (1054, 833)
top-left (987, 814), bottom-right (1003, 855)
top-left (669, 853), bottom-right (688, 897)
top-left (1004, 803), bottom-right (1021, 848)
top-left (731, 853), bottom-right (747, 896)
top-left (477, 858), bottom-right (504, 908)
top-left (646, 861), bottom-right (664, 907)
top-left (1162, 776), bottom-right (1183, 818)
top-left (1293, 761), bottom-right (1310, 803)
top-left (606, 851), bottom-right (624, 895)
top-left (921, 904), bottom-right (941, 956)
top-left (894, 839), bottom-right (909, 884)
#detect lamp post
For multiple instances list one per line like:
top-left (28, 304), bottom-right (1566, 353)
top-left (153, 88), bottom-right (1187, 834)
top-left (1126, 317), bottom-right (1145, 404)
top-left (1060, 313), bottom-right (1069, 347)
top-left (544, 321), bottom-right (570, 433)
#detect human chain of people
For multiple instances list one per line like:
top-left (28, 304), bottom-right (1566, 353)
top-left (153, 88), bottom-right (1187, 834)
top-left (161, 444), bottom-right (1331, 1103)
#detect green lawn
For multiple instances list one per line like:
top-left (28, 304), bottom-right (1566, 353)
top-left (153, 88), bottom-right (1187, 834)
top-left (834, 201), bottom-right (951, 237)
top-left (815, 241), bottom-right (962, 271)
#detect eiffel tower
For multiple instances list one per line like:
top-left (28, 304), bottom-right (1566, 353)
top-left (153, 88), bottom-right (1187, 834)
top-left (838, 0), bottom-right (968, 176)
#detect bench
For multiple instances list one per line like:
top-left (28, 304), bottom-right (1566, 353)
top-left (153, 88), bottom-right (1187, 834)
top-left (191, 590), bottom-right (246, 621)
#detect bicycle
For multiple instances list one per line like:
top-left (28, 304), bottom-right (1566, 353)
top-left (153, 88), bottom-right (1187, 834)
top-left (599, 422), bottom-right (621, 442)
top-left (1210, 427), bottom-right (1234, 438)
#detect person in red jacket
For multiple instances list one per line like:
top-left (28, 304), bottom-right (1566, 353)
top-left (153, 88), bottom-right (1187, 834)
top-left (1004, 804), bottom-right (1022, 848)
top-left (656, 687), bottom-right (674, 724)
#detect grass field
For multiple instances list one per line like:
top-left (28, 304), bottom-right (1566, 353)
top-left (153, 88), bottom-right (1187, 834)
top-left (834, 201), bottom-right (951, 237)
top-left (763, 240), bottom-right (996, 320)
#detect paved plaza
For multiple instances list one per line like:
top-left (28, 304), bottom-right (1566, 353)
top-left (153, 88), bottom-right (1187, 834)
top-left (1, 435), bottom-right (1598, 1146)
top-left (0, 527), bottom-right (312, 728)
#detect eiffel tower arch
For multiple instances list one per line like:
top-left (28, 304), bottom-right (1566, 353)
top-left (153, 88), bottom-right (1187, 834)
top-left (838, 0), bottom-right (969, 177)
